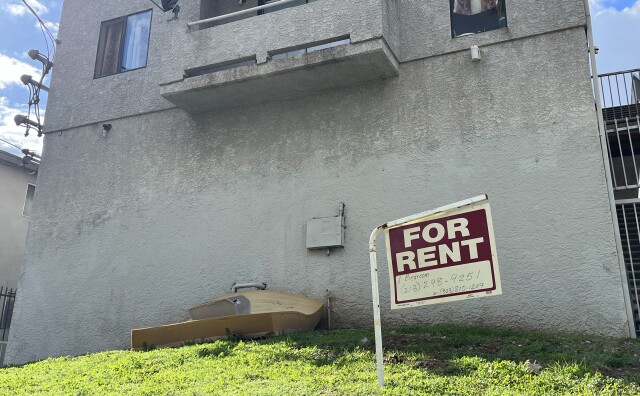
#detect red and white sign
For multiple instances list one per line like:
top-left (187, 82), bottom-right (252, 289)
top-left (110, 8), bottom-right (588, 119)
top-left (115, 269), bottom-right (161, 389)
top-left (385, 201), bottom-right (501, 309)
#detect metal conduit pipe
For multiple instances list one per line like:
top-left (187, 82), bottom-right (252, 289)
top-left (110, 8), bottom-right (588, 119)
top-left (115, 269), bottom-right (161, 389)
top-left (188, 0), bottom-right (300, 27)
top-left (232, 283), bottom-right (267, 293)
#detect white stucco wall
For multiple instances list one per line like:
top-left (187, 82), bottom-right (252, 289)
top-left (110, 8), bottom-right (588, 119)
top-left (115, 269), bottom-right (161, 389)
top-left (0, 156), bottom-right (36, 290)
top-left (6, 0), bottom-right (632, 364)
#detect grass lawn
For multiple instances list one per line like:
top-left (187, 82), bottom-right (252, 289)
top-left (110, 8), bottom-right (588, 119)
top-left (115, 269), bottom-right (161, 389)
top-left (1, 325), bottom-right (639, 395)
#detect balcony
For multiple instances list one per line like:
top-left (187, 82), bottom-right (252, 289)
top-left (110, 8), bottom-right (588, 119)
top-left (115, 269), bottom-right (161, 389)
top-left (598, 68), bottom-right (640, 194)
top-left (158, 0), bottom-right (399, 114)
top-left (161, 37), bottom-right (398, 114)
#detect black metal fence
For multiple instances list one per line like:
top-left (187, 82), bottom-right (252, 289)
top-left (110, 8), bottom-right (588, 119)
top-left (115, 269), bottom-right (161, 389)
top-left (616, 202), bottom-right (640, 336)
top-left (0, 287), bottom-right (16, 366)
top-left (598, 68), bottom-right (640, 338)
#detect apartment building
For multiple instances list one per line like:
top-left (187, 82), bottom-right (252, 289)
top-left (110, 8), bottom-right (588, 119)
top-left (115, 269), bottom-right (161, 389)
top-left (0, 149), bottom-right (36, 291)
top-left (6, 0), bottom-right (635, 364)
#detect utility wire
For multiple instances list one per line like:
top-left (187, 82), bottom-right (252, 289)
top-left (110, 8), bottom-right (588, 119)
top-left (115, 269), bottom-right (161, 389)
top-left (0, 126), bottom-right (41, 177)
top-left (0, 137), bottom-right (23, 151)
top-left (19, 0), bottom-right (56, 138)
top-left (21, 0), bottom-right (56, 58)
top-left (0, 137), bottom-right (39, 171)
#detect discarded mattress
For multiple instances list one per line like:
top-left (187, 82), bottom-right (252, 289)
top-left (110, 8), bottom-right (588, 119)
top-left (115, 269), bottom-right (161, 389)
top-left (131, 290), bottom-right (324, 349)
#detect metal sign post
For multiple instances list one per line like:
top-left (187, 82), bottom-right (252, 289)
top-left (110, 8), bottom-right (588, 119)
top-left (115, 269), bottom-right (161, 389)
top-left (369, 226), bottom-right (386, 387)
top-left (369, 194), bottom-right (501, 387)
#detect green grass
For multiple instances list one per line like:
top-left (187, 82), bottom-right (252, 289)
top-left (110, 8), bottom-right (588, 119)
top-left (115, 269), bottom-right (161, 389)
top-left (1, 325), bottom-right (639, 395)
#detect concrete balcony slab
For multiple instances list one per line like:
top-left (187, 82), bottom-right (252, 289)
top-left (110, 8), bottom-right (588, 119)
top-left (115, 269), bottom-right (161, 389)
top-left (160, 38), bottom-right (399, 114)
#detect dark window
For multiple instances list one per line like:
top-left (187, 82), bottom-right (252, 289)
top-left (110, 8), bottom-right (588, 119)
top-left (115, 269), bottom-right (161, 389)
top-left (94, 10), bottom-right (152, 78)
top-left (450, 0), bottom-right (507, 38)
top-left (22, 184), bottom-right (35, 217)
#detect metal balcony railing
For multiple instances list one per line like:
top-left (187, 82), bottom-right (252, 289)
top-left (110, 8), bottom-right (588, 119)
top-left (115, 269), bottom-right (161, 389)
top-left (598, 69), bottom-right (640, 191)
top-left (616, 201), bottom-right (640, 335)
top-left (189, 0), bottom-right (307, 28)
top-left (0, 287), bottom-right (16, 367)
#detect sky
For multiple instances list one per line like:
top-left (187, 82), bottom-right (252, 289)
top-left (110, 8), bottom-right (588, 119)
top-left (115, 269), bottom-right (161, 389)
top-left (0, 0), bottom-right (639, 157)
top-left (0, 0), bottom-right (61, 157)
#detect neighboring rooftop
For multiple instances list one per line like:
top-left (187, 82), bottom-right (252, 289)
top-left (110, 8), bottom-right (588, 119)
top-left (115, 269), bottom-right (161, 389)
top-left (0, 149), bottom-right (38, 175)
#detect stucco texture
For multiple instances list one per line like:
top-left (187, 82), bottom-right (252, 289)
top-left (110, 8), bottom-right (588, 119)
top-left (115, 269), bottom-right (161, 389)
top-left (0, 163), bottom-right (35, 290)
top-left (44, 0), bottom-right (586, 133)
top-left (6, 1), bottom-right (632, 364)
top-left (8, 24), bottom-right (628, 363)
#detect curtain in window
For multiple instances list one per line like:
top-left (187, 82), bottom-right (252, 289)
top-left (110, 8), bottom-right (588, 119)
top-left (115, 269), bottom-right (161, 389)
top-left (95, 19), bottom-right (125, 77)
top-left (454, 0), bottom-right (497, 15)
top-left (121, 11), bottom-right (152, 71)
top-left (450, 0), bottom-right (505, 37)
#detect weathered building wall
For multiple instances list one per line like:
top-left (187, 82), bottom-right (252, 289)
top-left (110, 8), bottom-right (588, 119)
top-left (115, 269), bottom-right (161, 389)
top-left (0, 155), bottom-right (36, 290)
top-left (6, 0), bottom-right (631, 364)
top-left (43, 0), bottom-right (587, 132)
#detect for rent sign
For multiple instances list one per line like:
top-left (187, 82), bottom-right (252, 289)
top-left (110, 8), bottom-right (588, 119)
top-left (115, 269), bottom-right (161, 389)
top-left (385, 200), bottom-right (501, 309)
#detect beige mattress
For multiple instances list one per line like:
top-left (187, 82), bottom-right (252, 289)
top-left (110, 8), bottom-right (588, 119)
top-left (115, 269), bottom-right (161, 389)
top-left (131, 290), bottom-right (324, 349)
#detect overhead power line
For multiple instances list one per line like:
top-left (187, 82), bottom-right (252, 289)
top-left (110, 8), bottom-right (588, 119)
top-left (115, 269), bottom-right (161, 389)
top-left (0, 140), bottom-right (39, 173)
top-left (16, 0), bottom-right (56, 138)
top-left (0, 137), bottom-right (23, 151)
top-left (21, 0), bottom-right (56, 59)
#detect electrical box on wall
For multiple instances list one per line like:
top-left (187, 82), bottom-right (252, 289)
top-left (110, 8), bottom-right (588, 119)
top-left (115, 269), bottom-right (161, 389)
top-left (306, 203), bottom-right (345, 250)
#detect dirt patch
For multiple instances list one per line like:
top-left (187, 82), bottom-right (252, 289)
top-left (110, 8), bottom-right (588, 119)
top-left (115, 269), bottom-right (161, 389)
top-left (598, 365), bottom-right (640, 381)
top-left (465, 342), bottom-right (500, 354)
top-left (413, 357), bottom-right (450, 372)
top-left (381, 332), bottom-right (435, 350)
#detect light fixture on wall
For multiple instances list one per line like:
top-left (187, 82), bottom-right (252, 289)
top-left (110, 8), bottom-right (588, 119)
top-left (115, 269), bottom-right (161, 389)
top-left (102, 123), bottom-right (112, 138)
top-left (470, 45), bottom-right (481, 62)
